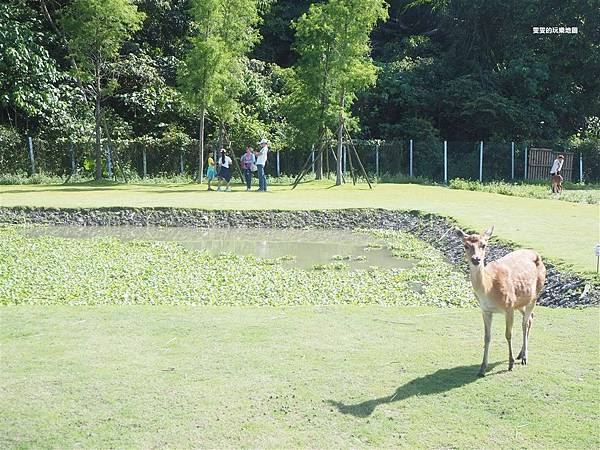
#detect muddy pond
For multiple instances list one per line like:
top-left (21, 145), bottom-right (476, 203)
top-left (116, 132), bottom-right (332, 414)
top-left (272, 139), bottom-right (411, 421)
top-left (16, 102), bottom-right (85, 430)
top-left (26, 226), bottom-right (415, 271)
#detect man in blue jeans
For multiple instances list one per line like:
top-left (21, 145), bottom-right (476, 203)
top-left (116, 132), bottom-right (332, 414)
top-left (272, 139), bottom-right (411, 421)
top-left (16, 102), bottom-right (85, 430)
top-left (255, 138), bottom-right (269, 191)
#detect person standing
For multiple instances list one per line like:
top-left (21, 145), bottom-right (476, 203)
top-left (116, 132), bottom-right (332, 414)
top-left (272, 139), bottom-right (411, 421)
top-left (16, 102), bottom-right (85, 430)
top-left (216, 149), bottom-right (233, 192)
top-left (550, 154), bottom-right (564, 192)
top-left (240, 146), bottom-right (256, 191)
top-left (255, 138), bottom-right (269, 192)
top-left (206, 156), bottom-right (217, 191)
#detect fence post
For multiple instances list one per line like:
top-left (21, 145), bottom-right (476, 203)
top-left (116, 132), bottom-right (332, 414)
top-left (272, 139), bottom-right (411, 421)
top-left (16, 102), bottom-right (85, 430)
top-left (142, 147), bottom-right (147, 178)
top-left (180, 150), bottom-right (184, 174)
top-left (479, 140), bottom-right (484, 182)
top-left (106, 144), bottom-right (113, 178)
top-left (343, 145), bottom-right (347, 174)
top-left (580, 153), bottom-right (583, 182)
top-left (375, 140), bottom-right (380, 179)
top-left (444, 140), bottom-right (448, 183)
top-left (511, 142), bottom-right (515, 180)
top-left (70, 142), bottom-right (76, 174)
top-left (524, 146), bottom-right (528, 180)
top-left (27, 136), bottom-right (36, 175)
top-left (276, 150), bottom-right (280, 177)
top-left (409, 139), bottom-right (413, 178)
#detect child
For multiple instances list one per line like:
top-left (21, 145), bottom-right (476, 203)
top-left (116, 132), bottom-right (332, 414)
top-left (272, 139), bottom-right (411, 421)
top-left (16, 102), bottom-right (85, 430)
top-left (206, 156), bottom-right (217, 191)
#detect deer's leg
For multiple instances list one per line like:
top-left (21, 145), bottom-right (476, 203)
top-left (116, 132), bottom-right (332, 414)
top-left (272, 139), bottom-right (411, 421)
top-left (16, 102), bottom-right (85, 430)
top-left (520, 306), bottom-right (534, 365)
top-left (478, 312), bottom-right (493, 377)
top-left (517, 309), bottom-right (526, 360)
top-left (505, 308), bottom-right (515, 371)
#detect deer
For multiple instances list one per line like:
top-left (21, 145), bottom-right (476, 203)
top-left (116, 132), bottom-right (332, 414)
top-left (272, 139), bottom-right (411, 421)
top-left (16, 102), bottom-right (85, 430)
top-left (456, 226), bottom-right (546, 376)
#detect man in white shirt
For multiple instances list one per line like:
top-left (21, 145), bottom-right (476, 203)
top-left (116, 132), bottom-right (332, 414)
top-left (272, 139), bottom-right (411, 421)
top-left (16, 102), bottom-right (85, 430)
top-left (255, 138), bottom-right (269, 192)
top-left (550, 154), bottom-right (564, 193)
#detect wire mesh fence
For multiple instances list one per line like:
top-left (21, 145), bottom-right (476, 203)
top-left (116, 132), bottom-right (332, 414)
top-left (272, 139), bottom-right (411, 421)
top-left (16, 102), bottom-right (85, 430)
top-left (1, 135), bottom-right (593, 183)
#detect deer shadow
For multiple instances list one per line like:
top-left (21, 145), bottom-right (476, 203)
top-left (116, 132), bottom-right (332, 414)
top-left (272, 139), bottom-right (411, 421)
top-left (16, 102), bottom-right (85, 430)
top-left (328, 362), bottom-right (502, 418)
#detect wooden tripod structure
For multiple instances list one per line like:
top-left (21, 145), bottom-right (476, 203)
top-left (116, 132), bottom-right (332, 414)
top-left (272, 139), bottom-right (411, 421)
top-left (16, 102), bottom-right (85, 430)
top-left (292, 123), bottom-right (372, 189)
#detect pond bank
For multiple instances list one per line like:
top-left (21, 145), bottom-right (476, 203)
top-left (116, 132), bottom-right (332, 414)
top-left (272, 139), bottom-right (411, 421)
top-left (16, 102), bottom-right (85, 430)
top-left (1, 206), bottom-right (597, 307)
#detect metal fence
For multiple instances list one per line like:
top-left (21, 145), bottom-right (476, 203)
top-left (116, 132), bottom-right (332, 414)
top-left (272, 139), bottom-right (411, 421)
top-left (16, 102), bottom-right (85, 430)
top-left (3, 136), bottom-right (592, 183)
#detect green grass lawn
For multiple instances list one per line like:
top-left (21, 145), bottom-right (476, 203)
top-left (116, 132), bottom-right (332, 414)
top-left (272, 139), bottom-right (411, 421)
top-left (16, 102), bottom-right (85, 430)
top-left (1, 181), bottom-right (598, 273)
top-left (1, 305), bottom-right (598, 449)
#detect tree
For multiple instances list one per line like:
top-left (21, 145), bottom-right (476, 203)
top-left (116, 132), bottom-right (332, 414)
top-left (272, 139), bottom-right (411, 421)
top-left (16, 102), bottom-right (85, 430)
top-left (288, 0), bottom-right (388, 184)
top-left (0, 3), bottom-right (63, 133)
top-left (60, 0), bottom-right (144, 180)
top-left (178, 0), bottom-right (263, 182)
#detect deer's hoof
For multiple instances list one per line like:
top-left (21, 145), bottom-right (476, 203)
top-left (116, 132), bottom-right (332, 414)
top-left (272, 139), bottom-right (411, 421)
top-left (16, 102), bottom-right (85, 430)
top-left (521, 358), bottom-right (527, 365)
top-left (508, 360), bottom-right (515, 371)
top-left (477, 371), bottom-right (486, 377)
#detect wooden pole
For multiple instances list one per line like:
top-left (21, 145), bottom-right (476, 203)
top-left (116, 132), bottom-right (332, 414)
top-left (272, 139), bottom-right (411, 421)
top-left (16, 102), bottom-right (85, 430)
top-left (293, 129), bottom-right (327, 189)
top-left (100, 115), bottom-right (128, 182)
top-left (346, 138), bottom-right (357, 185)
top-left (343, 126), bottom-right (372, 189)
top-left (227, 146), bottom-right (245, 184)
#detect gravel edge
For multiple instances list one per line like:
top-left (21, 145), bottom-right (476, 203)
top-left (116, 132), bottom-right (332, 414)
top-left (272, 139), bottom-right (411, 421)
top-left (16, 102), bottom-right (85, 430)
top-left (1, 206), bottom-right (597, 307)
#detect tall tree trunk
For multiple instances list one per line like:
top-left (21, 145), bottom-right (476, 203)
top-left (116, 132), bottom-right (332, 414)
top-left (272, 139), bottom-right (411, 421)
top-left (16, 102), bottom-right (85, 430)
top-left (197, 107), bottom-right (205, 182)
top-left (94, 79), bottom-right (102, 181)
top-left (218, 121), bottom-right (225, 152)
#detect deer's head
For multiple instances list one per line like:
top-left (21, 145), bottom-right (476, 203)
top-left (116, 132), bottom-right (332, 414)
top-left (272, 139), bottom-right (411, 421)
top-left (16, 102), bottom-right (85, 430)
top-left (456, 226), bottom-right (494, 267)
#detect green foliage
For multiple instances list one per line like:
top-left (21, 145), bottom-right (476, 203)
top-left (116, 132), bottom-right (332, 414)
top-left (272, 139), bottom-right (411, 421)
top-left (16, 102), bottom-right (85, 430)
top-left (448, 178), bottom-right (600, 204)
top-left (285, 0), bottom-right (388, 146)
top-left (0, 226), bottom-right (473, 307)
top-left (179, 0), bottom-right (263, 118)
top-left (60, 0), bottom-right (145, 80)
top-left (0, 3), bottom-right (65, 127)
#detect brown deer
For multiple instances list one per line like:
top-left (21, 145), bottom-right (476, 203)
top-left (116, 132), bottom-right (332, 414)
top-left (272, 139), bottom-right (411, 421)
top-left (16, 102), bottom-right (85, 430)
top-left (456, 226), bottom-right (546, 376)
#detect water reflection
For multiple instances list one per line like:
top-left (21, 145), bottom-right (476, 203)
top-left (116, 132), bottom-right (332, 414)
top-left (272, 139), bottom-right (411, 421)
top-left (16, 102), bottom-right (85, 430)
top-left (25, 226), bottom-right (414, 271)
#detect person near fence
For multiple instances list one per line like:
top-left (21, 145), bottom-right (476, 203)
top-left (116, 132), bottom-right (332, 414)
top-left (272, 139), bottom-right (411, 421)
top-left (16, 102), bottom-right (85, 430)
top-left (206, 156), bottom-right (217, 191)
top-left (216, 149), bottom-right (233, 192)
top-left (240, 146), bottom-right (256, 191)
top-left (255, 138), bottom-right (269, 192)
top-left (550, 154), bottom-right (564, 193)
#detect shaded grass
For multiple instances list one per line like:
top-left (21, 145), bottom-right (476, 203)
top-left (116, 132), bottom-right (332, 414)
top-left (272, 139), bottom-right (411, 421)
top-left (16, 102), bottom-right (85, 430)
top-left (1, 305), bottom-right (598, 448)
top-left (1, 181), bottom-right (598, 273)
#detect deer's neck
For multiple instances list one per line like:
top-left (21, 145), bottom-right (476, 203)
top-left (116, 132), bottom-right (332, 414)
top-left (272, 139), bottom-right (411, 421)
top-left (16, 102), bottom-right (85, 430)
top-left (469, 263), bottom-right (493, 293)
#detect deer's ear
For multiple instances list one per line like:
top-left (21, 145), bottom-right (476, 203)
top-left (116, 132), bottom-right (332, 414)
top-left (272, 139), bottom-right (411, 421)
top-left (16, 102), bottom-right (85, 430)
top-left (483, 226), bottom-right (494, 239)
top-left (456, 229), bottom-right (468, 241)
